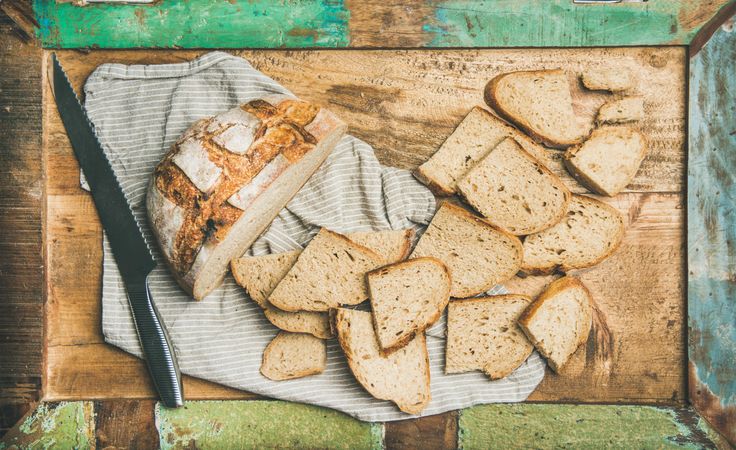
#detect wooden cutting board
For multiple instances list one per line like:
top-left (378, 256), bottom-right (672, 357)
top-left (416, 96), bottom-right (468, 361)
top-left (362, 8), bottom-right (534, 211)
top-left (44, 47), bottom-right (686, 403)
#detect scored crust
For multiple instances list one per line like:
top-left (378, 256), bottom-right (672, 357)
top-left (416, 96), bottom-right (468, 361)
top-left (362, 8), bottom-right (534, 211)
top-left (147, 98), bottom-right (346, 299)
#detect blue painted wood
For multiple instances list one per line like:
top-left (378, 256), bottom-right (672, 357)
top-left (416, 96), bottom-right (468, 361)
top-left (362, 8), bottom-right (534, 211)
top-left (687, 15), bottom-right (736, 445)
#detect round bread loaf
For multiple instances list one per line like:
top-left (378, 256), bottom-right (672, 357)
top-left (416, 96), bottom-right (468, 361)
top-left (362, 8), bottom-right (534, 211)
top-left (147, 95), bottom-right (347, 300)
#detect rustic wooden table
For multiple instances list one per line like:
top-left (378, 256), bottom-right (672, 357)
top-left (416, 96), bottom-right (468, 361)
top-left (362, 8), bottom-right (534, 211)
top-left (0, 1), bottom-right (734, 448)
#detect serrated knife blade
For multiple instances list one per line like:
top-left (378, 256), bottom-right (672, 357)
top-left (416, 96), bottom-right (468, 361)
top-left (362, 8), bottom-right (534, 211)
top-left (51, 54), bottom-right (183, 408)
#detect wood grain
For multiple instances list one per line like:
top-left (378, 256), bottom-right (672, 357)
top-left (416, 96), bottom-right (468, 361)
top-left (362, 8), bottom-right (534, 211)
top-left (45, 48), bottom-right (686, 404)
top-left (0, 11), bottom-right (43, 429)
top-left (384, 411), bottom-right (457, 450)
top-left (94, 400), bottom-right (158, 450)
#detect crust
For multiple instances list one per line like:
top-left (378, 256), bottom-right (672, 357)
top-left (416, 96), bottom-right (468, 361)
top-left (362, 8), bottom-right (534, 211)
top-left (367, 257), bottom-right (451, 355)
top-left (260, 332), bottom-right (326, 381)
top-left (520, 195), bottom-right (625, 274)
top-left (457, 138), bottom-right (572, 237)
top-left (396, 229), bottom-right (415, 262)
top-left (334, 309), bottom-right (431, 415)
top-left (484, 70), bottom-right (585, 149)
top-left (563, 127), bottom-right (649, 197)
top-left (517, 276), bottom-right (593, 373)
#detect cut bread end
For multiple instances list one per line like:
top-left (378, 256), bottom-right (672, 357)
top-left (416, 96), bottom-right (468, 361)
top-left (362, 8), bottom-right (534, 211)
top-left (260, 331), bottom-right (327, 381)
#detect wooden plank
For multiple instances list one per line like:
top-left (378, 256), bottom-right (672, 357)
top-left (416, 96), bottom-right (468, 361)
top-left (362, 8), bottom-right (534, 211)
top-left (458, 404), bottom-right (722, 449)
top-left (45, 48), bottom-right (686, 404)
top-left (0, 402), bottom-right (95, 449)
top-left (32, 1), bottom-right (733, 49)
top-left (687, 14), bottom-right (736, 445)
top-left (94, 400), bottom-right (158, 449)
top-left (384, 411), bottom-right (457, 450)
top-left (0, 11), bottom-right (43, 412)
top-left (45, 343), bottom-right (257, 401)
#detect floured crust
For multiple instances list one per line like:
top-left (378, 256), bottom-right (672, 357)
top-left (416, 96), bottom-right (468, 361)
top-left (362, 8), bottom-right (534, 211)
top-left (147, 98), bottom-right (346, 299)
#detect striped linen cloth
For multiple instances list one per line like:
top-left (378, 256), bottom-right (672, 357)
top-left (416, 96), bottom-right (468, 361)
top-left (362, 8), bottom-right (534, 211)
top-left (84, 51), bottom-right (545, 422)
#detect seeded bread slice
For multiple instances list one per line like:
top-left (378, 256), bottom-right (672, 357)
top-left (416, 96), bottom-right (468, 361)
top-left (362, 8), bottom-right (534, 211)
top-left (445, 295), bottom-right (534, 379)
top-left (596, 97), bottom-right (645, 125)
top-left (582, 67), bottom-right (634, 92)
top-left (484, 69), bottom-right (591, 148)
top-left (415, 107), bottom-right (555, 196)
top-left (522, 195), bottom-right (625, 274)
top-left (268, 229), bottom-right (385, 312)
top-left (260, 331), bottom-right (327, 381)
top-left (564, 126), bottom-right (647, 197)
top-left (231, 230), bottom-right (413, 337)
top-left (457, 138), bottom-right (571, 236)
top-left (518, 277), bottom-right (593, 372)
top-left (410, 202), bottom-right (522, 298)
top-left (367, 258), bottom-right (451, 353)
top-left (333, 308), bottom-right (431, 414)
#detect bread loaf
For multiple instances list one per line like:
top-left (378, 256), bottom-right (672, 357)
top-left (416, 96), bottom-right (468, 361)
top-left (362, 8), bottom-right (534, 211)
top-left (147, 96), bottom-right (347, 300)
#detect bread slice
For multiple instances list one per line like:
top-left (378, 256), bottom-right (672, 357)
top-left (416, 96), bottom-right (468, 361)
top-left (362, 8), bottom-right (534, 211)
top-left (346, 229), bottom-right (414, 264)
top-left (564, 127), bottom-right (648, 197)
top-left (333, 308), bottom-right (431, 414)
top-left (445, 295), bottom-right (534, 379)
top-left (457, 138), bottom-right (571, 236)
top-left (410, 202), bottom-right (522, 298)
top-left (518, 277), bottom-right (593, 372)
top-left (596, 97), bottom-right (644, 125)
top-left (484, 69), bottom-right (591, 148)
top-left (415, 107), bottom-right (555, 196)
top-left (582, 67), bottom-right (634, 92)
top-left (231, 230), bottom-right (413, 338)
top-left (522, 195), bottom-right (625, 274)
top-left (367, 258), bottom-right (451, 353)
top-left (268, 229), bottom-right (385, 312)
top-left (260, 331), bottom-right (327, 381)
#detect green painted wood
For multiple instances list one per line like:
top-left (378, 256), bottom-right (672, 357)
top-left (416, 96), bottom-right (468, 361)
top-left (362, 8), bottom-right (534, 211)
top-left (34, 0), bottom-right (350, 49)
top-left (32, 0), bottom-right (734, 49)
top-left (155, 400), bottom-right (383, 450)
top-left (458, 404), bottom-right (719, 449)
top-left (423, 0), bottom-right (729, 47)
top-left (0, 402), bottom-right (95, 449)
top-left (687, 16), bottom-right (736, 446)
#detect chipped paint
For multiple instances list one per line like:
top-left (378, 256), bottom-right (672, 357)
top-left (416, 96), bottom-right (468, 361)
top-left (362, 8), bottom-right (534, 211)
top-left (458, 404), bottom-right (719, 449)
top-left (423, 1), bottom-right (732, 47)
top-left (155, 400), bottom-right (383, 450)
top-left (688, 13), bottom-right (736, 445)
top-left (0, 402), bottom-right (94, 449)
top-left (33, 0), bottom-right (350, 49)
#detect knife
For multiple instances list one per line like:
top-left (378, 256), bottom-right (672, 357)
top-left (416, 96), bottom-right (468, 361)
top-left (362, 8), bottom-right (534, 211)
top-left (51, 54), bottom-right (184, 408)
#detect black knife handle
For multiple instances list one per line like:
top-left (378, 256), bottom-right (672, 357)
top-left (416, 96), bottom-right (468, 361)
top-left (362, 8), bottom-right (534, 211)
top-left (126, 274), bottom-right (184, 408)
